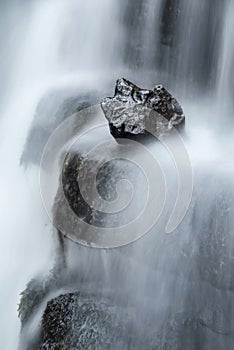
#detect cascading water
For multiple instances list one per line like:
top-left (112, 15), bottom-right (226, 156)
top-left (1, 0), bottom-right (234, 349)
top-left (216, 0), bottom-right (234, 111)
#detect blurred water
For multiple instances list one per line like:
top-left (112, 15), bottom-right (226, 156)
top-left (0, 0), bottom-right (234, 349)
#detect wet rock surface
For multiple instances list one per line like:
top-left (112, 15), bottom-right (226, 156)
top-left (19, 278), bottom-right (234, 350)
top-left (19, 84), bottom-right (234, 350)
top-left (20, 88), bottom-right (103, 166)
top-left (39, 292), bottom-right (137, 350)
top-left (101, 78), bottom-right (185, 139)
top-left (56, 149), bottom-right (145, 230)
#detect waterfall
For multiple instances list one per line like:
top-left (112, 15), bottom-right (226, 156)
top-left (0, 0), bottom-right (234, 349)
top-left (216, 0), bottom-right (234, 109)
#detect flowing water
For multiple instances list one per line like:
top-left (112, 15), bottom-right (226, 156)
top-left (1, 0), bottom-right (234, 349)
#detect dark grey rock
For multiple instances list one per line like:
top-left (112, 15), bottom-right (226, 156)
top-left (39, 292), bottom-right (136, 350)
top-left (58, 149), bottom-right (145, 226)
top-left (101, 78), bottom-right (185, 139)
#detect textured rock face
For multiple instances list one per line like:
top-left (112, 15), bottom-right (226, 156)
top-left (101, 78), bottom-right (185, 139)
top-left (39, 293), bottom-right (136, 350)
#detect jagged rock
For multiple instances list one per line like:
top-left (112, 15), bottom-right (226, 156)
top-left (101, 78), bottom-right (185, 139)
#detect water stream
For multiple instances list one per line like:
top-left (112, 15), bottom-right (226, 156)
top-left (0, 1), bottom-right (234, 349)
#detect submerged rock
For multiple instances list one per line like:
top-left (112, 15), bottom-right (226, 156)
top-left (101, 78), bottom-right (185, 139)
top-left (20, 88), bottom-right (103, 167)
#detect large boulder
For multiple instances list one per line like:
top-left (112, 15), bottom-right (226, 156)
top-left (101, 78), bottom-right (185, 139)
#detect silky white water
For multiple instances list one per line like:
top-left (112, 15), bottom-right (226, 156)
top-left (0, 0), bottom-right (234, 349)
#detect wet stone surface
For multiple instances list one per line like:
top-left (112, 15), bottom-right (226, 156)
top-left (101, 78), bottom-right (185, 139)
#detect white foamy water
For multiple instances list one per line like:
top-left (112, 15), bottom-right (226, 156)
top-left (0, 0), bottom-right (234, 349)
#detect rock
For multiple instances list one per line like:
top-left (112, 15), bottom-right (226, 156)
top-left (20, 88), bottom-right (103, 167)
top-left (101, 78), bottom-right (185, 139)
top-left (39, 292), bottom-right (137, 350)
top-left (53, 145), bottom-right (146, 247)
top-left (18, 278), bottom-right (47, 327)
top-left (18, 267), bottom-right (65, 327)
